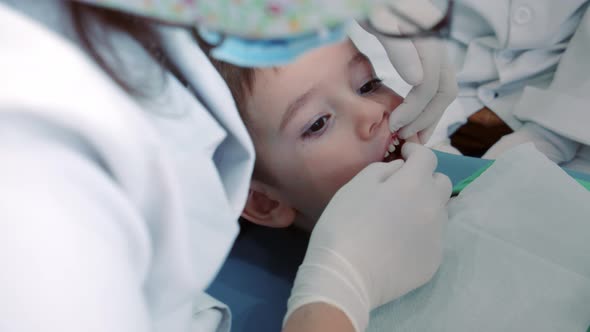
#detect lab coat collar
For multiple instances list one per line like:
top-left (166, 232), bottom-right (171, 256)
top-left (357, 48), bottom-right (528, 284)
top-left (155, 27), bottom-right (256, 218)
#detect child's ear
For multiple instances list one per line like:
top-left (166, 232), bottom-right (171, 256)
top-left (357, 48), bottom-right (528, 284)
top-left (241, 180), bottom-right (296, 228)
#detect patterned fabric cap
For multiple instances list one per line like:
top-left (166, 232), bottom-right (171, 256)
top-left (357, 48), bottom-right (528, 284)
top-left (75, 0), bottom-right (377, 38)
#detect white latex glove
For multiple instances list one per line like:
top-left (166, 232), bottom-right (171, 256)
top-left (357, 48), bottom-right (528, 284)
top-left (482, 122), bottom-right (579, 164)
top-left (285, 143), bottom-right (452, 332)
top-left (367, 0), bottom-right (458, 143)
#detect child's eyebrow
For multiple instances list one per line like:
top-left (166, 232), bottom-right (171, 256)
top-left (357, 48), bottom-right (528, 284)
top-left (348, 51), bottom-right (372, 69)
top-left (279, 51), bottom-right (370, 133)
top-left (280, 85), bottom-right (319, 132)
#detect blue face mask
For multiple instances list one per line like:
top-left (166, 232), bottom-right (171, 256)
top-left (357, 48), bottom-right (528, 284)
top-left (198, 23), bottom-right (350, 68)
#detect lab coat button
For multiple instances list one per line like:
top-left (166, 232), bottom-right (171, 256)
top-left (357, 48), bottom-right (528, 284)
top-left (512, 6), bottom-right (533, 25)
top-left (477, 88), bottom-right (496, 102)
top-left (498, 50), bottom-right (514, 62)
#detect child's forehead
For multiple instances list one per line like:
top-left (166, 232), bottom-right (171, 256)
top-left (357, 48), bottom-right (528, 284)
top-left (256, 40), bottom-right (361, 83)
top-left (244, 39), bottom-right (370, 133)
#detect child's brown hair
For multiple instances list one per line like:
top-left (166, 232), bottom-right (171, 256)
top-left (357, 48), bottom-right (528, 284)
top-left (195, 37), bottom-right (257, 117)
top-left (197, 38), bottom-right (281, 184)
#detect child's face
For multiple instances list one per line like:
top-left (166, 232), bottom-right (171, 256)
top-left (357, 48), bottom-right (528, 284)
top-left (242, 40), bottom-right (404, 230)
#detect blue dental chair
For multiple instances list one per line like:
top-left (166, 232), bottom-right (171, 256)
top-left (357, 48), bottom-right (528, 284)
top-left (207, 152), bottom-right (590, 332)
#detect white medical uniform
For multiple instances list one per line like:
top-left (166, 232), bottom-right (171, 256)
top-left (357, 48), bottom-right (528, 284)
top-left (445, 0), bottom-right (590, 172)
top-left (0, 1), bottom-right (254, 331)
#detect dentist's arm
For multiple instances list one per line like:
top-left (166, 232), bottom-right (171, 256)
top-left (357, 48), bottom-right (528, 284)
top-left (283, 144), bottom-right (452, 332)
top-left (483, 7), bottom-right (590, 162)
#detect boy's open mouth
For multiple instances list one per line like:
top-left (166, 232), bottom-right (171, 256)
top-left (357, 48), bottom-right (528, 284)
top-left (382, 133), bottom-right (405, 163)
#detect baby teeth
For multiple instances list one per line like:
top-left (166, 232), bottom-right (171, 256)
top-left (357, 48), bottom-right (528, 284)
top-left (388, 144), bottom-right (396, 152)
top-left (384, 151), bottom-right (390, 158)
top-left (393, 137), bottom-right (400, 145)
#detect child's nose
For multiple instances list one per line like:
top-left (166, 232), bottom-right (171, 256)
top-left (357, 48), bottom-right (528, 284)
top-left (355, 105), bottom-right (389, 140)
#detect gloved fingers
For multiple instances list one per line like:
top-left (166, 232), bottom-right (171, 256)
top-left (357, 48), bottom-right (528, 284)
top-left (432, 172), bottom-right (452, 202)
top-left (376, 36), bottom-right (423, 86)
top-left (353, 159), bottom-right (405, 185)
top-left (420, 54), bottom-right (458, 142)
top-left (399, 142), bottom-right (437, 176)
top-left (416, 114), bottom-right (442, 144)
top-left (400, 54), bottom-right (458, 141)
top-left (404, 133), bottom-right (421, 144)
top-left (389, 38), bottom-right (443, 134)
top-left (374, 159), bottom-right (406, 183)
top-left (398, 104), bottom-right (441, 143)
top-left (369, 6), bottom-right (423, 85)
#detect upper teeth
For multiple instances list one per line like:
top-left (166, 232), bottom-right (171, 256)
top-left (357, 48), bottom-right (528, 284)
top-left (384, 136), bottom-right (402, 159)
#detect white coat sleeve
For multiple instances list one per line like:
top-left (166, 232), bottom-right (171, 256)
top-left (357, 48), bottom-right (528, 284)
top-left (511, 5), bottom-right (590, 157)
top-left (0, 123), bottom-right (152, 332)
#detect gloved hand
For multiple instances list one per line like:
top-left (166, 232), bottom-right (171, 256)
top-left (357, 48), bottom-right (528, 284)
top-left (482, 122), bottom-right (579, 164)
top-left (366, 0), bottom-right (458, 143)
top-left (284, 143), bottom-right (452, 332)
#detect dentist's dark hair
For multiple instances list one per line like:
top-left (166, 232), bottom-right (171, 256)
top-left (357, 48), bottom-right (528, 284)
top-left (68, 1), bottom-right (170, 96)
top-left (192, 33), bottom-right (257, 115)
top-left (68, 1), bottom-right (270, 183)
top-left (68, 1), bottom-right (259, 107)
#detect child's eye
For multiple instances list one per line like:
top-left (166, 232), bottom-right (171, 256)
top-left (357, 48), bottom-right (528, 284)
top-left (302, 115), bottom-right (331, 138)
top-left (358, 78), bottom-right (383, 95)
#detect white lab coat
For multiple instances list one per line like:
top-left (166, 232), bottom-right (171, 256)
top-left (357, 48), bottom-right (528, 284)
top-left (446, 0), bottom-right (590, 172)
top-left (0, 1), bottom-right (254, 331)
